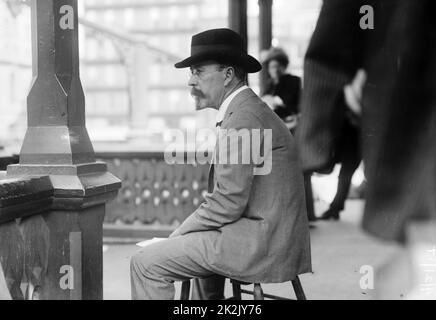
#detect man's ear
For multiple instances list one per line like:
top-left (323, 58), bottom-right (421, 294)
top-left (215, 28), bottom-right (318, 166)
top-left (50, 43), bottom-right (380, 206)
top-left (223, 67), bottom-right (234, 86)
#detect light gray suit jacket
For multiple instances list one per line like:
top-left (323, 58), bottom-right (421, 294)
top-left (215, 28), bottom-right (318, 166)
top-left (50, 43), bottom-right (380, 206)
top-left (173, 88), bottom-right (311, 282)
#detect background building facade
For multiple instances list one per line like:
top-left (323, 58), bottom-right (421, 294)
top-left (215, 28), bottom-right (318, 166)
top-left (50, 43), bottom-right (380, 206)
top-left (0, 0), bottom-right (322, 152)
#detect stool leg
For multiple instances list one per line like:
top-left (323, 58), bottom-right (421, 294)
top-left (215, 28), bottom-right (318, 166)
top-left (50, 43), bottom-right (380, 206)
top-left (292, 276), bottom-right (306, 300)
top-left (232, 281), bottom-right (242, 300)
top-left (180, 280), bottom-right (191, 300)
top-left (253, 284), bottom-right (264, 300)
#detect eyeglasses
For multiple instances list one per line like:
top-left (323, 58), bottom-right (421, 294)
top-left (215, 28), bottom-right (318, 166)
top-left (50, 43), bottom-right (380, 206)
top-left (189, 66), bottom-right (226, 79)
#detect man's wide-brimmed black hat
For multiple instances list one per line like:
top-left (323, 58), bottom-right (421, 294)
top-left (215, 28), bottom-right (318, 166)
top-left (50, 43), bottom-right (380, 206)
top-left (175, 28), bottom-right (262, 73)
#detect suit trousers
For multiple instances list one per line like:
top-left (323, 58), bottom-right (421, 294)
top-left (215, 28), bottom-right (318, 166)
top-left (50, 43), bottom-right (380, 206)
top-left (330, 130), bottom-right (362, 212)
top-left (330, 158), bottom-right (361, 211)
top-left (130, 232), bottom-right (226, 300)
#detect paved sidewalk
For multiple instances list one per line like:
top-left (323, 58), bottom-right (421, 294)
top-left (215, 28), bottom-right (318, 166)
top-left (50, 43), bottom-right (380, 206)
top-left (103, 199), bottom-right (400, 300)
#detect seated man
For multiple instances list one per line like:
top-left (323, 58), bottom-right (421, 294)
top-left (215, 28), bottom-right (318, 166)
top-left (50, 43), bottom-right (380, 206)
top-left (130, 28), bottom-right (311, 300)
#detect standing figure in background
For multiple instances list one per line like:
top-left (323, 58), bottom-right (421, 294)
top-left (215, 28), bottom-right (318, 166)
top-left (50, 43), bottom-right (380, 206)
top-left (319, 70), bottom-right (366, 220)
top-left (318, 91), bottom-right (362, 221)
top-left (261, 48), bottom-right (316, 222)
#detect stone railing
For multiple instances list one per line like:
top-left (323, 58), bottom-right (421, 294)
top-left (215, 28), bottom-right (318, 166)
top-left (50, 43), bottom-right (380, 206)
top-left (0, 168), bottom-right (120, 300)
top-left (0, 176), bottom-right (53, 300)
top-left (0, 154), bottom-right (18, 172)
top-left (0, 152), bottom-right (211, 238)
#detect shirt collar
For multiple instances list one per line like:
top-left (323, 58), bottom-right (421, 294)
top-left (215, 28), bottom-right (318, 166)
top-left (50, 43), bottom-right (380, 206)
top-left (216, 85), bottom-right (249, 124)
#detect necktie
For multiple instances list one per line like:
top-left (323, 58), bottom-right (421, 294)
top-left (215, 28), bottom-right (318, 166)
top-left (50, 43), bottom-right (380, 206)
top-left (211, 120), bottom-right (222, 183)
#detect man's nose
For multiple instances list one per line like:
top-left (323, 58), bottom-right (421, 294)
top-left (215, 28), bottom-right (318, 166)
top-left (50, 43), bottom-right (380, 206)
top-left (188, 74), bottom-right (197, 86)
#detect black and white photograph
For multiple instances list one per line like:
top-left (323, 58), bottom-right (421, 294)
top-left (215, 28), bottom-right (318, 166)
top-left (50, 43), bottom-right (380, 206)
top-left (0, 0), bottom-right (435, 308)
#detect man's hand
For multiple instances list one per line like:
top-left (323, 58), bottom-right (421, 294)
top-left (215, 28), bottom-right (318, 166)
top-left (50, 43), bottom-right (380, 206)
top-left (344, 69), bottom-right (367, 116)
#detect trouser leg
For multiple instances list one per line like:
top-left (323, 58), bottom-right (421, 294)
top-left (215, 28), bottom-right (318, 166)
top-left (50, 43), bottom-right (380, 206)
top-left (130, 232), bottom-right (221, 300)
top-left (330, 157), bottom-right (361, 211)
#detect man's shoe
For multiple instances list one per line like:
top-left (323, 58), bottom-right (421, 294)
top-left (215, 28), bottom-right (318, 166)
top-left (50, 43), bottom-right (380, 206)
top-left (318, 208), bottom-right (340, 221)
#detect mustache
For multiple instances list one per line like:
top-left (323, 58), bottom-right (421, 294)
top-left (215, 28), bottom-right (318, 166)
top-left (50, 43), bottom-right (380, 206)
top-left (191, 89), bottom-right (204, 98)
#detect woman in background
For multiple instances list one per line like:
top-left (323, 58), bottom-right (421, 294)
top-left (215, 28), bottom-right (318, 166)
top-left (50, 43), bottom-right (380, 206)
top-left (261, 47), bottom-right (301, 131)
top-left (262, 48), bottom-right (316, 222)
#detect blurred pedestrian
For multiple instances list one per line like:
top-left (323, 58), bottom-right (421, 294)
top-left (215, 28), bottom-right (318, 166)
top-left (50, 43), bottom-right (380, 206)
top-left (318, 91), bottom-right (362, 221)
top-left (298, 0), bottom-right (436, 298)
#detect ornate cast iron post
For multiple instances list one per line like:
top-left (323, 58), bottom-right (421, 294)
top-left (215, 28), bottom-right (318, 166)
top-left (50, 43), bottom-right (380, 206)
top-left (5, 0), bottom-right (121, 300)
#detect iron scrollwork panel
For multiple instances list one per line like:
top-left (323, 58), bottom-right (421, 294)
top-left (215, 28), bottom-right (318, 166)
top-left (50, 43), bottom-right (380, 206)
top-left (103, 153), bottom-right (210, 227)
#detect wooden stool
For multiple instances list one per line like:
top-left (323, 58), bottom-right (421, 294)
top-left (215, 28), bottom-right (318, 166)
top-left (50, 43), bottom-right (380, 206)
top-left (180, 276), bottom-right (306, 300)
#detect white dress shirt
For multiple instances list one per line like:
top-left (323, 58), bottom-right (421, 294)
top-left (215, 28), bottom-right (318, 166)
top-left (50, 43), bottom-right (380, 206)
top-left (212, 85), bottom-right (249, 164)
top-left (215, 85), bottom-right (249, 126)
